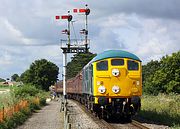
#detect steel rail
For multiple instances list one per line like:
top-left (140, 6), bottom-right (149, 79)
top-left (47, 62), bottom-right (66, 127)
top-left (69, 99), bottom-right (150, 129)
top-left (131, 120), bottom-right (150, 129)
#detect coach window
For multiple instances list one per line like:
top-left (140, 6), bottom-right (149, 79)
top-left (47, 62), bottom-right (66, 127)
top-left (97, 60), bottom-right (108, 71)
top-left (127, 60), bottom-right (139, 70)
top-left (111, 59), bottom-right (124, 66)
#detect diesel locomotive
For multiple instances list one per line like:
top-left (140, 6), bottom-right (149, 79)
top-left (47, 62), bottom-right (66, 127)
top-left (56, 50), bottom-right (142, 119)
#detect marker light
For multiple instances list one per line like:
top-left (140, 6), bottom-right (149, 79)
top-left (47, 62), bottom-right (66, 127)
top-left (112, 85), bottom-right (120, 93)
top-left (98, 86), bottom-right (106, 94)
top-left (97, 81), bottom-right (103, 85)
top-left (112, 69), bottom-right (120, 76)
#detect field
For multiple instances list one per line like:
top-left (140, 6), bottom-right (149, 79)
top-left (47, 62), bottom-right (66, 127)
top-left (138, 94), bottom-right (180, 128)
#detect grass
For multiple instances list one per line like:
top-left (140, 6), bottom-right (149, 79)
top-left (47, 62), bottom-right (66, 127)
top-left (0, 85), bottom-right (10, 90)
top-left (138, 93), bottom-right (180, 128)
top-left (0, 92), bottom-right (14, 110)
top-left (0, 87), bottom-right (18, 110)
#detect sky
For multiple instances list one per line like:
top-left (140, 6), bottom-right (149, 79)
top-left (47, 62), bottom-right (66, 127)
top-left (0, 0), bottom-right (180, 79)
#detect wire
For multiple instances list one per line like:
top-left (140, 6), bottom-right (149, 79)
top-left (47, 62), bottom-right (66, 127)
top-left (71, 21), bottom-right (78, 44)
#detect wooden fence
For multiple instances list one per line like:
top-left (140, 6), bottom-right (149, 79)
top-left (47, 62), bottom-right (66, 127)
top-left (0, 98), bottom-right (39, 123)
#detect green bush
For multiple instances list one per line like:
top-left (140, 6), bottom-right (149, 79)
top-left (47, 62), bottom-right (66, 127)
top-left (11, 112), bottom-right (26, 126)
top-left (13, 84), bottom-right (40, 98)
top-left (40, 98), bottom-right (46, 106)
top-left (37, 92), bottom-right (49, 106)
top-left (29, 102), bottom-right (41, 111)
top-left (0, 102), bottom-right (43, 129)
top-left (0, 109), bottom-right (30, 129)
top-left (21, 108), bottom-right (31, 116)
top-left (0, 84), bottom-right (48, 128)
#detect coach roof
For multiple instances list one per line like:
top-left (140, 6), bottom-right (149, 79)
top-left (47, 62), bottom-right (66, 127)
top-left (91, 50), bottom-right (141, 63)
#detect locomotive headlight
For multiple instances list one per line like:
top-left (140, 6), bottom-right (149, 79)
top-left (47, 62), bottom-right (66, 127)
top-left (98, 86), bottom-right (106, 94)
top-left (112, 85), bottom-right (120, 93)
top-left (112, 69), bottom-right (120, 76)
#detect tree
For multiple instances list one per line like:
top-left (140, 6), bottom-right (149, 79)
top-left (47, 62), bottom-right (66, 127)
top-left (142, 60), bottom-right (160, 85)
top-left (20, 70), bottom-right (33, 84)
top-left (0, 78), bottom-right (5, 82)
top-left (66, 52), bottom-right (96, 79)
top-left (142, 60), bottom-right (161, 94)
top-left (143, 51), bottom-right (180, 95)
top-left (11, 74), bottom-right (19, 81)
top-left (20, 59), bottom-right (59, 91)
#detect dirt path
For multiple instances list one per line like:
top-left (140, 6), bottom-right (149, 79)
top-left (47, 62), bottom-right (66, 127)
top-left (16, 100), bottom-right (64, 129)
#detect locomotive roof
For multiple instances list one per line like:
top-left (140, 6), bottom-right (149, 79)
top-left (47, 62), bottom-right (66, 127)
top-left (91, 50), bottom-right (141, 62)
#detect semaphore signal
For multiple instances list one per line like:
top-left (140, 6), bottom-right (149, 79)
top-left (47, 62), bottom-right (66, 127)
top-left (55, 15), bottom-right (72, 21)
top-left (61, 29), bottom-right (69, 35)
top-left (54, 5), bottom-right (91, 129)
top-left (55, 11), bottom-right (72, 50)
top-left (73, 4), bottom-right (90, 52)
top-left (73, 8), bottom-right (90, 15)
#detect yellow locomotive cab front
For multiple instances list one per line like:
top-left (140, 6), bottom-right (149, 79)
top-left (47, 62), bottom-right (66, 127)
top-left (93, 58), bottom-right (142, 104)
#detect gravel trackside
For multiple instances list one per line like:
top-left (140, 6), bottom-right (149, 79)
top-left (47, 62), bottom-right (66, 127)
top-left (67, 100), bottom-right (101, 129)
top-left (16, 100), bottom-right (64, 129)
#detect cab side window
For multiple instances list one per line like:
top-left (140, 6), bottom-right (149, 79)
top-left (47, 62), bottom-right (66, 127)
top-left (127, 60), bottom-right (139, 70)
top-left (97, 60), bottom-right (108, 71)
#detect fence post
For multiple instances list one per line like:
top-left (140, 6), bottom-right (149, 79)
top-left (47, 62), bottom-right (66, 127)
top-left (2, 106), bottom-right (4, 120)
top-left (13, 103), bottom-right (14, 114)
top-left (67, 123), bottom-right (71, 129)
top-left (66, 113), bottom-right (70, 123)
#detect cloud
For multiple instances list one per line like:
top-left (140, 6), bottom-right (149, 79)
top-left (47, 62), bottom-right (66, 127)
top-left (0, 17), bottom-right (44, 46)
top-left (0, 45), bottom-right (63, 78)
top-left (0, 51), bottom-right (12, 65)
top-left (131, 18), bottom-right (180, 63)
top-left (0, 0), bottom-right (180, 78)
top-left (88, 0), bottom-right (180, 20)
top-left (89, 13), bottom-right (180, 64)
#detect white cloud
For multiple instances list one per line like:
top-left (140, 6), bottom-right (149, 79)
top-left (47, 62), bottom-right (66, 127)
top-left (91, 13), bottom-right (180, 64)
top-left (0, 0), bottom-right (180, 78)
top-left (0, 17), bottom-right (35, 46)
top-left (0, 51), bottom-right (12, 65)
top-left (133, 18), bottom-right (180, 63)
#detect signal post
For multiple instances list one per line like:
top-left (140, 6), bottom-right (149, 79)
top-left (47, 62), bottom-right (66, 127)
top-left (55, 5), bottom-right (90, 129)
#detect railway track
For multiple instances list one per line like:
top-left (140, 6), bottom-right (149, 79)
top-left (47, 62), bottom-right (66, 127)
top-left (110, 120), bottom-right (150, 129)
top-left (69, 99), bottom-right (149, 129)
top-left (131, 120), bottom-right (150, 129)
